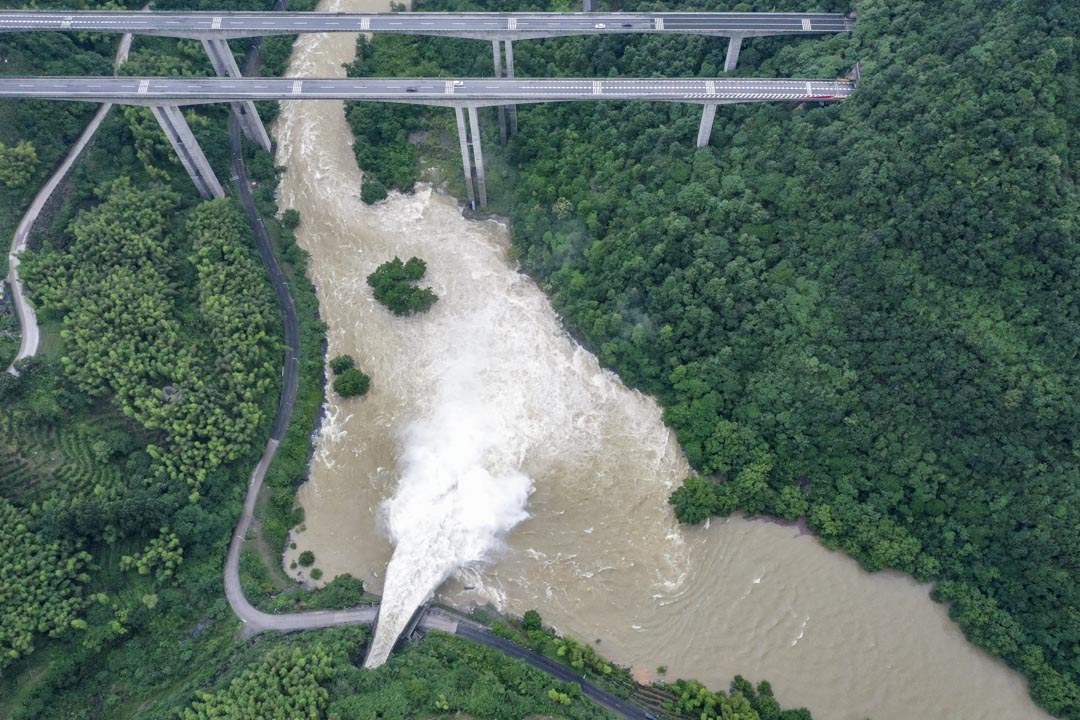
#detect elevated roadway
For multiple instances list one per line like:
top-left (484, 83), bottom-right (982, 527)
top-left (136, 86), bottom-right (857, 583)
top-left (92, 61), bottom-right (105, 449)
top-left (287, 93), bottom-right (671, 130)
top-left (0, 75), bottom-right (853, 107)
top-left (0, 10), bottom-right (853, 41)
top-left (0, 9), bottom-right (854, 143)
top-left (0, 75), bottom-right (851, 206)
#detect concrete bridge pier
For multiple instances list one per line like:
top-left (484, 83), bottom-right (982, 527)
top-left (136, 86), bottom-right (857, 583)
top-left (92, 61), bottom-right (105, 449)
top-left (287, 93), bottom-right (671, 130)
top-left (696, 103), bottom-right (717, 148)
top-left (467, 105), bottom-right (488, 208)
top-left (724, 35), bottom-right (743, 72)
top-left (504, 40), bottom-right (518, 135)
top-left (454, 106), bottom-right (476, 206)
top-left (201, 38), bottom-right (272, 152)
top-left (492, 40), bottom-right (507, 145)
top-left (150, 104), bottom-right (225, 198)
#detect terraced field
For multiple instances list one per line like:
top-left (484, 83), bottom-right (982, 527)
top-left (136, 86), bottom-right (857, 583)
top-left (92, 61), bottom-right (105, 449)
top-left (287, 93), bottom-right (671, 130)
top-left (0, 408), bottom-right (127, 505)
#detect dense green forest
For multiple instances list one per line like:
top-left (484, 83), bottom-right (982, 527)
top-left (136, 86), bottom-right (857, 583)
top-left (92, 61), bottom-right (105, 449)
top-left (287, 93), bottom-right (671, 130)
top-left (349, 0), bottom-right (1079, 716)
top-left (0, 0), bottom-right (326, 715)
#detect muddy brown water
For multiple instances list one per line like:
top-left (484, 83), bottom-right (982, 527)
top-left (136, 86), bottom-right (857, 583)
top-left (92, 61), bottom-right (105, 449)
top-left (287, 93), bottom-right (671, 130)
top-left (272, 2), bottom-right (1049, 716)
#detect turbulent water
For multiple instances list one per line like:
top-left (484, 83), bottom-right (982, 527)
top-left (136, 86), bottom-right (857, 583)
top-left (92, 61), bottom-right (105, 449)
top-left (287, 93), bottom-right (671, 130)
top-left (273, 2), bottom-right (1052, 716)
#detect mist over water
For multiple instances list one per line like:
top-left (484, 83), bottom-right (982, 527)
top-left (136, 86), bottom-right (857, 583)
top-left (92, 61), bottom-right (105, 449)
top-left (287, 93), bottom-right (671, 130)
top-left (272, 3), bottom-right (1053, 717)
top-left (363, 338), bottom-right (535, 666)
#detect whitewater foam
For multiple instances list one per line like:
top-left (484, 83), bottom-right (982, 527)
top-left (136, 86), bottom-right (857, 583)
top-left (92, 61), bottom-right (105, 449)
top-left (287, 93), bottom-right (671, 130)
top-left (364, 342), bottom-right (534, 666)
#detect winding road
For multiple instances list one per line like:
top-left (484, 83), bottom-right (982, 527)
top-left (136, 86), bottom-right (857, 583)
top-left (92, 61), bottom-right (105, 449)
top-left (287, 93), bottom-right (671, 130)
top-left (5, 30), bottom-right (136, 375)
top-left (221, 16), bottom-right (378, 638)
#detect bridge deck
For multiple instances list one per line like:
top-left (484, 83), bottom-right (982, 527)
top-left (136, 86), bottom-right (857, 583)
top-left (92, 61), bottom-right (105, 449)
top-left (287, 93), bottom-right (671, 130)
top-left (0, 10), bottom-right (854, 39)
top-left (0, 76), bottom-right (854, 107)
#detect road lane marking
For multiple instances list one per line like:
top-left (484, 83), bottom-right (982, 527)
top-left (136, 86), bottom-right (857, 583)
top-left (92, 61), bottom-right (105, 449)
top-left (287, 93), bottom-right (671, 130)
top-left (211, 16), bottom-right (222, 30)
top-left (445, 80), bottom-right (454, 94)
top-left (138, 79), bottom-right (149, 94)
top-left (802, 18), bottom-right (812, 31)
top-left (706, 81), bottom-right (717, 94)
top-left (292, 80), bottom-right (303, 94)
top-left (592, 80), bottom-right (602, 95)
top-left (508, 18), bottom-right (517, 30)
top-left (806, 81), bottom-right (813, 95)
top-left (654, 17), bottom-right (664, 31)
top-left (360, 17), bottom-right (370, 30)
top-left (61, 16), bottom-right (72, 29)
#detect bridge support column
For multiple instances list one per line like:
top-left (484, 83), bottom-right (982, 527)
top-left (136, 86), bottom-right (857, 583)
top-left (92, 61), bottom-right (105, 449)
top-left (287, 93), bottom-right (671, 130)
top-left (504, 40), bottom-right (518, 135)
top-left (492, 40), bottom-right (507, 145)
top-left (202, 38), bottom-right (272, 152)
top-left (724, 35), bottom-right (743, 72)
top-left (454, 106), bottom-right (476, 207)
top-left (151, 104), bottom-right (225, 199)
top-left (467, 106), bottom-right (487, 208)
top-left (696, 104), bottom-right (718, 148)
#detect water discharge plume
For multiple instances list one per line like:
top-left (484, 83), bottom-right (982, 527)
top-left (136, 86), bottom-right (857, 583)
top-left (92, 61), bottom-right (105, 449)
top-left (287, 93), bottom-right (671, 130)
top-left (364, 345), bottom-right (533, 667)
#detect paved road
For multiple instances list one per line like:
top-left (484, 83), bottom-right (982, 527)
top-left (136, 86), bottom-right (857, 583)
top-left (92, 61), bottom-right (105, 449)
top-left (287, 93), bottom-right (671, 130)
top-left (0, 10), bottom-right (853, 40)
top-left (0, 76), bottom-right (854, 107)
top-left (224, 436), bottom-right (378, 637)
top-left (220, 15), bottom-right (379, 638)
top-left (4, 30), bottom-right (136, 375)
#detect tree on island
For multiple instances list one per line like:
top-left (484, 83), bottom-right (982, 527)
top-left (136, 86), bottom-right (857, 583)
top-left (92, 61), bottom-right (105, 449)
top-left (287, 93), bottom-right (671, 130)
top-left (333, 368), bottom-right (370, 398)
top-left (329, 354), bottom-right (354, 375)
top-left (327, 354), bottom-right (370, 398)
top-left (367, 256), bottom-right (438, 316)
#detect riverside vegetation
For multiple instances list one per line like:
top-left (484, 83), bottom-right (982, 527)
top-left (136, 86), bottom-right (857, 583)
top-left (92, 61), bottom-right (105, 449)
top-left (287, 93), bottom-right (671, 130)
top-left (0, 0), bottom-right (804, 717)
top-left (345, 0), bottom-right (1079, 716)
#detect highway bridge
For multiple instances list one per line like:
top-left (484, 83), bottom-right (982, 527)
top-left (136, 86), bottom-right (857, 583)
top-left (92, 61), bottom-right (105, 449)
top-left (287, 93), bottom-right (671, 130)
top-left (0, 75), bottom-right (852, 204)
top-left (0, 10), bottom-right (853, 42)
top-left (0, 9), bottom-right (854, 147)
top-left (0, 76), bottom-right (852, 106)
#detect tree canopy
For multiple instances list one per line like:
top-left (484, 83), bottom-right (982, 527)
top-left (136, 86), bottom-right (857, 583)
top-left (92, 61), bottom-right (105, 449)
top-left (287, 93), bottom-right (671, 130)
top-left (366, 256), bottom-right (439, 316)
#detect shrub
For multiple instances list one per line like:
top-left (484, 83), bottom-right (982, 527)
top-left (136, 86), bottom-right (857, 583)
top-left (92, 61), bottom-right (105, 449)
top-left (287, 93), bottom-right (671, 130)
top-left (310, 568), bottom-right (323, 581)
top-left (360, 177), bottom-right (388, 205)
top-left (281, 208), bottom-right (301, 230)
top-left (522, 609), bottom-right (542, 632)
top-left (333, 368), bottom-right (370, 398)
top-left (329, 354), bottom-right (354, 375)
top-left (298, 551), bottom-right (315, 567)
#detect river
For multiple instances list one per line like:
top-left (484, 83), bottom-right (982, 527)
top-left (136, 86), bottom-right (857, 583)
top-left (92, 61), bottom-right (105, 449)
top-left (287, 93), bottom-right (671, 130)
top-left (271, 1), bottom-right (1050, 717)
